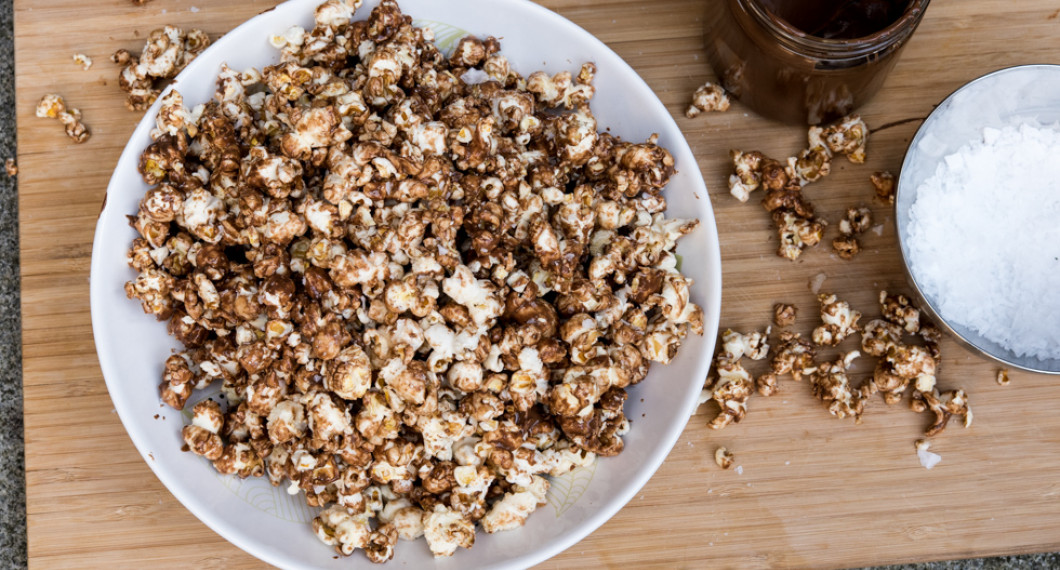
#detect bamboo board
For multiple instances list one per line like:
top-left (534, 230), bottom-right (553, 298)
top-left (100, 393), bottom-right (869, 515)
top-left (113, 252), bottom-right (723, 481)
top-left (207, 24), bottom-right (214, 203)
top-left (17, 0), bottom-right (1060, 568)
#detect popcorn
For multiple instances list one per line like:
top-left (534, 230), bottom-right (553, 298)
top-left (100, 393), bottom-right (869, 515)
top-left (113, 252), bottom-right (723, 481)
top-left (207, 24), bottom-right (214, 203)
top-left (728, 115), bottom-right (869, 260)
top-left (423, 504), bottom-right (475, 558)
top-left (809, 351), bottom-right (869, 421)
top-left (871, 171), bottom-right (896, 205)
top-left (35, 93), bottom-right (90, 143)
top-left (73, 53), bottom-right (93, 70)
top-left (833, 206), bottom-right (872, 259)
top-left (480, 475), bottom-right (549, 533)
top-left (685, 81), bottom-right (730, 118)
top-left (714, 446), bottom-right (734, 469)
top-left (912, 388), bottom-right (973, 437)
top-left (701, 358), bottom-right (754, 430)
top-left (811, 293), bottom-right (862, 346)
top-left (815, 114), bottom-right (869, 163)
top-left (112, 26), bottom-right (211, 111)
top-left (773, 303), bottom-right (797, 327)
top-left (770, 331), bottom-right (816, 382)
top-left (727, 150), bottom-right (763, 202)
top-left (122, 0), bottom-right (704, 563)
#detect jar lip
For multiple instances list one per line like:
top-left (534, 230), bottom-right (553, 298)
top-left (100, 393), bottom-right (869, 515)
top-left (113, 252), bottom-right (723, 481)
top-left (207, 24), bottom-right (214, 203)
top-left (741, 0), bottom-right (930, 59)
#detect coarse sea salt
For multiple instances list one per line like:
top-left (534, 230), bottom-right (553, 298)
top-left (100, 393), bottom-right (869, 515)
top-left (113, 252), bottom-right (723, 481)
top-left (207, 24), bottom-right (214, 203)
top-left (907, 123), bottom-right (1060, 360)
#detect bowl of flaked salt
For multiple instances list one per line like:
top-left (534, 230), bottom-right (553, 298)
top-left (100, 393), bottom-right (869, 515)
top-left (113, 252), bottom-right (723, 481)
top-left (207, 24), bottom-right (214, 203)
top-left (896, 64), bottom-right (1060, 374)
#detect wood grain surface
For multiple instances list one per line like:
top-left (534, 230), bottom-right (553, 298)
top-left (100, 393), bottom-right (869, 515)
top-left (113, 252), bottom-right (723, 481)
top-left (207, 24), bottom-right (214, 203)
top-left (17, 0), bottom-right (1060, 568)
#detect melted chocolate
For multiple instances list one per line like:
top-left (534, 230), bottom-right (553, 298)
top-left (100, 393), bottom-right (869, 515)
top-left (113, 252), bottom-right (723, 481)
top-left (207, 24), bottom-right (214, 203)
top-left (760, 0), bottom-right (911, 39)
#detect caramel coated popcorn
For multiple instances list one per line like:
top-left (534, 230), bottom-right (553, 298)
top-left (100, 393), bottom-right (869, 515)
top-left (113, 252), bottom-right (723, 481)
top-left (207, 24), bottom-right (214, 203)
top-left (714, 446), bottom-right (734, 469)
top-left (35, 93), bottom-right (90, 143)
top-left (699, 327), bottom-right (768, 429)
top-left (123, 0), bottom-right (704, 562)
top-left (773, 303), bottom-right (796, 327)
top-left (726, 115), bottom-right (872, 261)
top-left (832, 206), bottom-right (871, 260)
top-left (871, 171), bottom-right (896, 205)
top-left (113, 25), bottom-right (211, 111)
top-left (812, 115), bottom-right (868, 164)
top-left (811, 293), bottom-right (862, 347)
top-left (685, 81), bottom-right (730, 118)
top-left (810, 350), bottom-right (869, 421)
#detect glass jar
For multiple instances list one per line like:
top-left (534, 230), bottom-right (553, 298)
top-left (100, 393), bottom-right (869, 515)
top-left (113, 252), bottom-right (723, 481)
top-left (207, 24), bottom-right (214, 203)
top-left (704, 0), bottom-right (930, 125)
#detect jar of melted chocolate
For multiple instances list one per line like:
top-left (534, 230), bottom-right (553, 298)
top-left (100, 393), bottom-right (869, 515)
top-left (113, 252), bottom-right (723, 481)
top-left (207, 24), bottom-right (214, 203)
top-left (704, 0), bottom-right (929, 124)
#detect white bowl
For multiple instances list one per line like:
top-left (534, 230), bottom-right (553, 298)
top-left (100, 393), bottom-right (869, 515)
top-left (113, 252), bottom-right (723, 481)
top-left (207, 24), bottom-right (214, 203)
top-left (896, 64), bottom-right (1060, 374)
top-left (89, 0), bottom-right (722, 567)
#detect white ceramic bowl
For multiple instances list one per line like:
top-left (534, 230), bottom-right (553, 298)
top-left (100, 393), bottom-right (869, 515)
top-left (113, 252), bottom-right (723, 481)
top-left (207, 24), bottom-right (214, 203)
top-left (896, 64), bottom-right (1060, 375)
top-left (90, 0), bottom-right (722, 567)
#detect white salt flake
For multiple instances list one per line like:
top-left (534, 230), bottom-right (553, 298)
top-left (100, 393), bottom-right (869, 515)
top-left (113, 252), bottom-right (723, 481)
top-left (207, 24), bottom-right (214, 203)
top-left (460, 68), bottom-right (490, 85)
top-left (809, 272), bottom-right (827, 294)
top-left (907, 123), bottom-right (1060, 360)
top-left (734, 465), bottom-right (743, 475)
top-left (917, 447), bottom-right (942, 470)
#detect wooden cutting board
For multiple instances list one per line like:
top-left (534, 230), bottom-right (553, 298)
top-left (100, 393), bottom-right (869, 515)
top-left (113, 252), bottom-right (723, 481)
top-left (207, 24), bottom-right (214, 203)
top-left (17, 0), bottom-right (1060, 568)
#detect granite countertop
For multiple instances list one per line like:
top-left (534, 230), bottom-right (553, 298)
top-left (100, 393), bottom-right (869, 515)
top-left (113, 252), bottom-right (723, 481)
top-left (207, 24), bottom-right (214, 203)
top-left (0, 1), bottom-right (1056, 568)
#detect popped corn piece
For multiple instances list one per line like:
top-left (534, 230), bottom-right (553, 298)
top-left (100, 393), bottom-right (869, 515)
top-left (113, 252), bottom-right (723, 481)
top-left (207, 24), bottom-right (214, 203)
top-left (996, 368), bottom-right (1010, 386)
top-left (35, 93), bottom-right (90, 143)
top-left (832, 234), bottom-right (861, 260)
top-left (912, 388), bottom-right (972, 437)
top-left (820, 115), bottom-right (869, 163)
top-left (873, 343), bottom-right (936, 404)
top-left (755, 373), bottom-right (778, 396)
top-left (423, 504), bottom-right (475, 558)
top-left (871, 171), bottom-right (896, 205)
top-left (112, 26), bottom-right (211, 111)
top-left (773, 210), bottom-right (825, 261)
top-left (811, 293), bottom-right (862, 346)
top-left (526, 68), bottom-right (594, 109)
top-left (728, 149), bottom-right (764, 202)
top-left (4, 159), bottom-right (16, 177)
top-left (785, 145), bottom-right (832, 185)
top-left (378, 498), bottom-right (425, 541)
top-left (838, 206), bottom-right (872, 236)
top-left (833, 207), bottom-right (871, 260)
top-left (879, 290), bottom-right (921, 334)
top-left (773, 303), bottom-right (797, 327)
top-left (771, 331), bottom-right (817, 381)
top-left (73, 53), bottom-right (93, 70)
top-left (718, 328), bottom-right (770, 361)
top-left (860, 319), bottom-right (903, 357)
top-left (685, 81), bottom-right (730, 118)
top-left (714, 446), bottom-right (734, 469)
top-left (810, 351), bottom-right (868, 422)
top-left (704, 359), bottom-right (754, 429)
top-left (480, 475), bottom-right (549, 533)
top-left (313, 505), bottom-right (372, 556)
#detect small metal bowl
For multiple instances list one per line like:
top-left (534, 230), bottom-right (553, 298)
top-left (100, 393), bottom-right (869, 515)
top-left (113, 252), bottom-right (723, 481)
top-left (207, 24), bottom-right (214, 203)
top-left (896, 64), bottom-right (1060, 374)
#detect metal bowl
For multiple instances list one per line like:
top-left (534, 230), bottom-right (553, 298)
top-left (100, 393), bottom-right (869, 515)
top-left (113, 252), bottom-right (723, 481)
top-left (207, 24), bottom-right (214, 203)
top-left (896, 64), bottom-right (1060, 374)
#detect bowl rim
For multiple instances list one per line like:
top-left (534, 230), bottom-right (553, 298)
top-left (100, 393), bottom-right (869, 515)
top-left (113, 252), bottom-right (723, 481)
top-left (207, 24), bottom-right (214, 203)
top-left (88, 0), bottom-right (724, 567)
top-left (895, 63), bottom-right (1060, 375)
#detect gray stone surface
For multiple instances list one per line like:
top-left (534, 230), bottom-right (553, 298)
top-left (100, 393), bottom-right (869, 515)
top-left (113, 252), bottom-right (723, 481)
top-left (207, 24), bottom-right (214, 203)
top-left (0, 1), bottom-right (1051, 569)
top-left (0, 0), bottom-right (25, 567)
